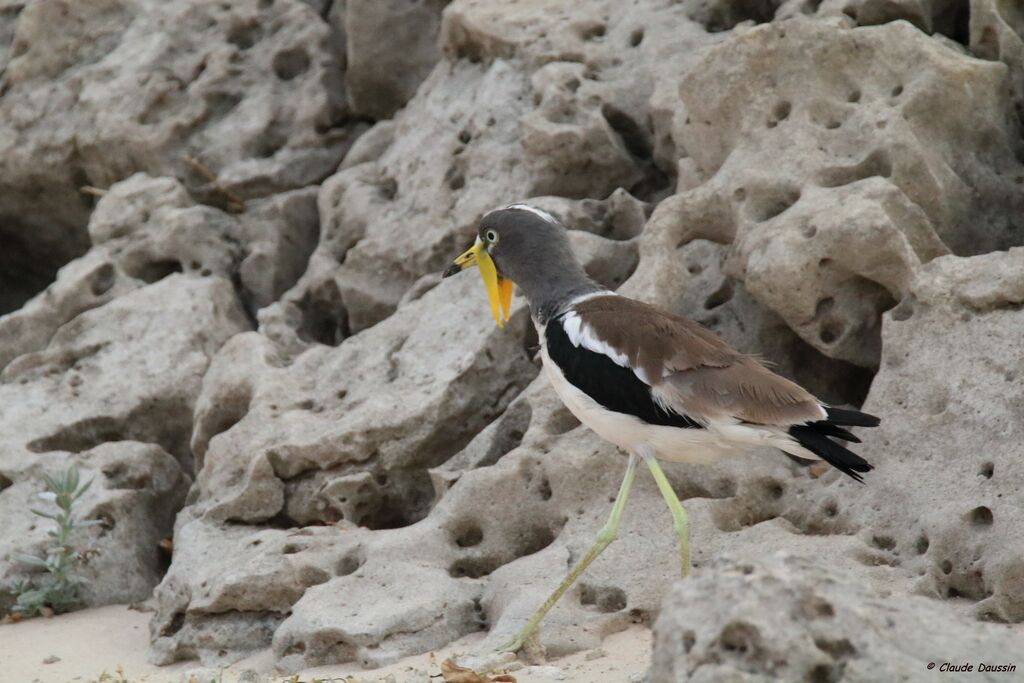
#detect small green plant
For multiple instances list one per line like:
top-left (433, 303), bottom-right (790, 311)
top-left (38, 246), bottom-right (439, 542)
top-left (9, 465), bottom-right (95, 617)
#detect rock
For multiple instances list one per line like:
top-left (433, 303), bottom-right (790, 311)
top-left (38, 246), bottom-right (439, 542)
top-left (344, 0), bottom-right (449, 119)
top-left (0, 275), bottom-right (248, 611)
top-left (0, 0), bottom-right (354, 315)
top-left (971, 0), bottom-right (1024, 116)
top-left (650, 553), bottom-right (1024, 683)
top-left (648, 17), bottom-right (1022, 366)
top-left (0, 172), bottom-right (317, 374)
top-left (855, 249), bottom-right (1024, 623)
top-left (1, 0), bottom-right (1021, 675)
top-left (808, 0), bottom-right (969, 37)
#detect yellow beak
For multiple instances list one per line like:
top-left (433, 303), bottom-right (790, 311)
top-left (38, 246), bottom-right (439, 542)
top-left (443, 238), bottom-right (513, 327)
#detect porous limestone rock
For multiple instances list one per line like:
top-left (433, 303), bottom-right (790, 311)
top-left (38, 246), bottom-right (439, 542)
top-left (2, 0), bottom-right (1022, 676)
top-left (650, 553), bottom-right (1024, 683)
top-left (642, 17), bottom-right (1023, 367)
top-left (148, 0), bottom-right (1024, 672)
top-left (0, 276), bottom-right (249, 610)
top-left (344, 0), bottom-right (450, 119)
top-left (0, 0), bottom-right (353, 314)
top-left (263, 0), bottom-right (710, 342)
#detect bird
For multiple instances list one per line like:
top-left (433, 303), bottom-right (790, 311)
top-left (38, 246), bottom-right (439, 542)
top-left (442, 203), bottom-right (879, 652)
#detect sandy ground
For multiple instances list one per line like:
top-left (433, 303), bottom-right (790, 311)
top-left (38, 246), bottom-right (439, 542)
top-left (0, 605), bottom-right (653, 683)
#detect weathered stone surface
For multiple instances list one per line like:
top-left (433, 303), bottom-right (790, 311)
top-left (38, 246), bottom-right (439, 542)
top-left (650, 553), bottom-right (1024, 683)
top-left (344, 0), bottom-right (449, 120)
top-left (0, 276), bottom-right (249, 610)
top-left (2, 0), bottom-right (1023, 677)
top-left (0, 0), bottom-right (353, 314)
top-left (642, 18), bottom-right (1022, 367)
top-left (971, 0), bottom-right (1024, 116)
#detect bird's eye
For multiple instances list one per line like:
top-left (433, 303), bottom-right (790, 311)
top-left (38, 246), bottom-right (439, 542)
top-left (485, 230), bottom-right (499, 244)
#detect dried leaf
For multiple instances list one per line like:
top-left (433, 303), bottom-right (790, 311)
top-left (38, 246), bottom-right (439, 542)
top-left (440, 659), bottom-right (516, 683)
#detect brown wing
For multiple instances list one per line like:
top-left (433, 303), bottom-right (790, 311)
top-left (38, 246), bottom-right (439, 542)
top-left (573, 296), bottom-right (825, 426)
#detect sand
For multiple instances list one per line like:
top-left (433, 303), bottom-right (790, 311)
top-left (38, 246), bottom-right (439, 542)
top-left (0, 605), bottom-right (653, 683)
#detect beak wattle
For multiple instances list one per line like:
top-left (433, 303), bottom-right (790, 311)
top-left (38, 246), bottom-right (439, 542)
top-left (444, 239), bottom-right (513, 328)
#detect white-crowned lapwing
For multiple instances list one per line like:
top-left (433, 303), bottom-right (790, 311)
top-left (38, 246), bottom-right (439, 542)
top-left (443, 203), bottom-right (879, 652)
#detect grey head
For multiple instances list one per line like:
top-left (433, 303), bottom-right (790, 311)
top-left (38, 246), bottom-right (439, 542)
top-left (476, 204), bottom-right (603, 322)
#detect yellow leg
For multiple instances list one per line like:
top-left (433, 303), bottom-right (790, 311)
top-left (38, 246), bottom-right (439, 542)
top-left (642, 453), bottom-right (690, 577)
top-left (497, 453), bottom-right (638, 653)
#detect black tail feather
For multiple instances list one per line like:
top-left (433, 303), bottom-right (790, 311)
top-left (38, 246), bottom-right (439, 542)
top-left (825, 406), bottom-right (881, 428)
top-left (788, 405), bottom-right (879, 483)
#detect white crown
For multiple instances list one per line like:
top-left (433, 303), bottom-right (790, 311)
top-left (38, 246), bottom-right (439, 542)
top-left (499, 202), bottom-right (559, 225)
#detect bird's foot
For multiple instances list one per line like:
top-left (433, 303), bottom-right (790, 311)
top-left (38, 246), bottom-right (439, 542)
top-left (495, 636), bottom-right (524, 654)
top-left (495, 629), bottom-right (539, 655)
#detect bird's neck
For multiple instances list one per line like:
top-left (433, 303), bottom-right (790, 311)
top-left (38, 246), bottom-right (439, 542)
top-left (513, 262), bottom-right (604, 325)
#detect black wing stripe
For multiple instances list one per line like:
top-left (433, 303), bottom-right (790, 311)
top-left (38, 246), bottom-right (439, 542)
top-left (545, 315), bottom-right (700, 430)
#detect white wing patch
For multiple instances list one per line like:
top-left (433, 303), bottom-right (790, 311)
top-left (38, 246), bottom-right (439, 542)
top-left (560, 305), bottom-right (660, 386)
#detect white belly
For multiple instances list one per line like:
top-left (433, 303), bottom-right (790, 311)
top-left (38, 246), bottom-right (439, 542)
top-left (539, 343), bottom-right (805, 464)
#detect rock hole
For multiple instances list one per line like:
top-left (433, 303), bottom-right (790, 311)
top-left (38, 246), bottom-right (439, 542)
top-left (27, 416), bottom-right (131, 454)
top-left (847, 89), bottom-right (861, 103)
top-left (0, 219), bottom-right (91, 315)
top-left (473, 597), bottom-right (487, 630)
top-left (807, 663), bottom-right (838, 683)
top-left (916, 534), bottom-right (929, 555)
top-left (336, 550), bottom-right (365, 576)
top-left (814, 637), bottom-right (855, 659)
top-left (282, 543), bottom-right (303, 555)
top-left (774, 101), bottom-right (791, 121)
top-left (890, 298), bottom-right (915, 321)
top-left (449, 557), bottom-right (501, 579)
top-left (255, 121), bottom-right (288, 158)
top-left (969, 506), bottom-right (993, 527)
top-left (629, 28), bottom-right (644, 47)
top-left (818, 149), bottom-right (892, 188)
top-left (579, 584), bottom-right (627, 612)
top-left (579, 23), bottom-right (606, 41)
top-left (695, 0), bottom-right (781, 32)
top-left (101, 462), bottom-right (150, 490)
top-left (480, 402), bottom-right (532, 467)
top-left (600, 103), bottom-right (652, 160)
top-left (683, 630), bottom-right (696, 653)
top-left (537, 477), bottom-right (553, 501)
top-left (801, 596), bottom-right (835, 619)
top-left (272, 48), bottom-right (310, 80)
top-left (935, 0), bottom-right (970, 46)
top-left (746, 186), bottom-right (801, 222)
top-left (124, 259), bottom-right (183, 284)
top-left (819, 320), bottom-right (844, 345)
top-left (161, 611), bottom-right (186, 637)
top-left (762, 478), bottom-right (784, 500)
top-left (941, 559), bottom-right (953, 574)
top-left (871, 535), bottom-right (896, 551)
top-left (891, 84), bottom-right (903, 97)
top-left (717, 620), bottom-right (763, 658)
top-left (89, 264), bottom-right (116, 296)
top-left (227, 23), bottom-right (262, 50)
top-left (452, 522), bottom-right (484, 548)
top-left (296, 279), bottom-right (349, 346)
top-left (733, 187), bottom-right (747, 202)
top-left (979, 462), bottom-right (994, 479)
top-left (704, 280), bottom-right (734, 310)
